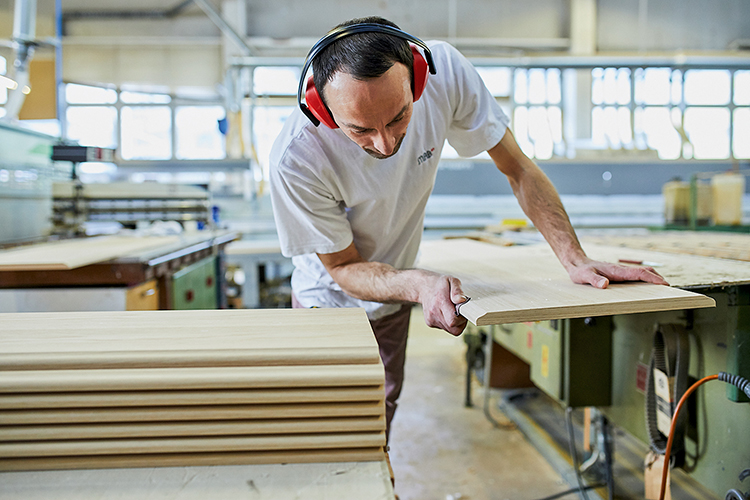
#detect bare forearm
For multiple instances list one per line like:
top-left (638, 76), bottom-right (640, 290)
top-left (327, 260), bottom-right (434, 304)
top-left (512, 165), bottom-right (586, 269)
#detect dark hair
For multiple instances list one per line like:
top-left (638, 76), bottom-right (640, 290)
top-left (312, 17), bottom-right (415, 104)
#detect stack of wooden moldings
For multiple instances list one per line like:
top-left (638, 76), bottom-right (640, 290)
top-left (0, 308), bottom-right (386, 471)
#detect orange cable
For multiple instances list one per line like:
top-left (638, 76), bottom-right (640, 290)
top-left (659, 374), bottom-right (719, 500)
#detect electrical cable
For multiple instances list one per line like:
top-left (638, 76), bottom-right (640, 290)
top-left (659, 372), bottom-right (750, 500)
top-left (534, 483), bottom-right (607, 500)
top-left (565, 407), bottom-right (591, 500)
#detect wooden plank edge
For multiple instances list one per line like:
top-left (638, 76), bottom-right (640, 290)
top-left (0, 348), bottom-right (382, 371)
top-left (0, 385), bottom-right (386, 409)
top-left (1, 431), bottom-right (387, 458)
top-left (473, 295), bottom-right (716, 326)
top-left (0, 447), bottom-right (386, 471)
top-left (1, 415), bottom-right (387, 441)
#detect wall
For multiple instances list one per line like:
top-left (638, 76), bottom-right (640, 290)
top-left (433, 159), bottom-right (750, 196)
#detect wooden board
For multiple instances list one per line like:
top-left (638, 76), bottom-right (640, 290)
top-left (0, 460), bottom-right (395, 500)
top-left (418, 240), bottom-right (716, 326)
top-left (0, 432), bottom-right (386, 458)
top-left (0, 447), bottom-right (386, 471)
top-left (578, 242), bottom-right (750, 289)
top-left (0, 401), bottom-right (385, 424)
top-left (0, 416), bottom-right (386, 441)
top-left (0, 386), bottom-right (385, 409)
top-left (0, 309), bottom-right (379, 368)
top-left (0, 364), bottom-right (384, 393)
top-left (582, 231), bottom-right (750, 262)
top-left (0, 235), bottom-right (182, 271)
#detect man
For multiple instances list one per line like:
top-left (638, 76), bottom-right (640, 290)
top-left (270, 16), bottom-right (666, 440)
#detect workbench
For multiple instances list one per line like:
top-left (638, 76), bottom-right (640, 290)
top-left (224, 238), bottom-right (291, 309)
top-left (0, 460), bottom-right (396, 500)
top-left (0, 231), bottom-right (238, 311)
top-left (422, 234), bottom-right (750, 499)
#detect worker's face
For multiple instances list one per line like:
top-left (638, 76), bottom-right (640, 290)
top-left (324, 63), bottom-right (413, 159)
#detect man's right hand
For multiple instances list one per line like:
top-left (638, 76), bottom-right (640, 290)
top-left (318, 243), bottom-right (469, 336)
top-left (418, 273), bottom-right (468, 336)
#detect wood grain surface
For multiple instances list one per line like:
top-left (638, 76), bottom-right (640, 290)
top-left (0, 364), bottom-right (385, 393)
top-left (0, 235), bottom-right (181, 271)
top-left (1, 416), bottom-right (386, 441)
top-left (0, 308), bottom-right (378, 359)
top-left (1, 432), bottom-right (387, 457)
top-left (418, 239), bottom-right (716, 326)
top-left (0, 447), bottom-right (386, 471)
top-left (0, 401), bottom-right (386, 424)
top-left (0, 386), bottom-right (385, 409)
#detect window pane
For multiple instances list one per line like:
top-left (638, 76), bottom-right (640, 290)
top-left (735, 71), bottom-right (750, 106)
top-left (670, 70), bottom-right (682, 105)
top-left (684, 70), bottom-right (731, 105)
top-left (0, 56), bottom-right (6, 105)
top-left (65, 83), bottom-right (117, 104)
top-left (175, 106), bottom-right (226, 160)
top-left (476, 67), bottom-right (512, 96)
top-left (634, 107), bottom-right (681, 159)
top-left (616, 68), bottom-right (631, 105)
top-left (512, 106), bottom-right (534, 158)
top-left (546, 69), bottom-right (561, 104)
top-left (120, 106), bottom-right (172, 160)
top-left (253, 67), bottom-right (300, 96)
top-left (634, 68), bottom-right (671, 105)
top-left (252, 106), bottom-right (294, 179)
top-left (514, 69), bottom-right (528, 104)
top-left (120, 91), bottom-right (171, 104)
top-left (66, 106), bottom-right (117, 148)
top-left (618, 107), bottom-right (633, 146)
top-left (602, 68), bottom-right (618, 105)
top-left (528, 69), bottom-right (546, 104)
top-left (528, 106), bottom-right (553, 159)
top-left (684, 107), bottom-right (730, 159)
top-left (733, 108), bottom-right (750, 159)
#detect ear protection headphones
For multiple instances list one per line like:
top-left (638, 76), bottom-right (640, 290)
top-left (297, 23), bottom-right (437, 128)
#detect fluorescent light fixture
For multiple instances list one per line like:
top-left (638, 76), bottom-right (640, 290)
top-left (0, 74), bottom-right (18, 90)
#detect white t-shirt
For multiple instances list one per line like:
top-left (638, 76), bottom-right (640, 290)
top-left (269, 41), bottom-right (510, 320)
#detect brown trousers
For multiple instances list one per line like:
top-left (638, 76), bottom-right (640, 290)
top-left (292, 295), bottom-right (412, 442)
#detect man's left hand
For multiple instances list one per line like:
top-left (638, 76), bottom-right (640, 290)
top-left (566, 257), bottom-right (670, 289)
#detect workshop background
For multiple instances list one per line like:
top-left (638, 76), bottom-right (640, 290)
top-left (0, 1), bottom-right (749, 499)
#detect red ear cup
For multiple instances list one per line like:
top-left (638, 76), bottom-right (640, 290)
top-left (304, 76), bottom-right (338, 129)
top-left (411, 45), bottom-right (429, 101)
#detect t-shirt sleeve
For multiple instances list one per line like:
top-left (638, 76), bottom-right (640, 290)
top-left (441, 44), bottom-right (510, 156)
top-left (270, 147), bottom-right (353, 258)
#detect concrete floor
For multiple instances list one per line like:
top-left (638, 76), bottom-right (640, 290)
top-left (388, 307), bottom-right (568, 500)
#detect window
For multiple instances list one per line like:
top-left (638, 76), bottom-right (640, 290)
top-left (120, 106), bottom-right (172, 160)
top-left (254, 67), bottom-right (300, 96)
top-left (592, 68), bottom-right (633, 150)
top-left (66, 83), bottom-right (117, 104)
top-left (0, 56), bottom-right (7, 105)
top-left (512, 68), bottom-right (562, 160)
top-left (175, 106), bottom-right (225, 160)
top-left (66, 106), bottom-right (117, 149)
top-left (63, 84), bottom-right (226, 162)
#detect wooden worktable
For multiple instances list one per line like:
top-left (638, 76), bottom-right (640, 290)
top-left (0, 231), bottom-right (238, 288)
top-left (0, 460), bottom-right (396, 500)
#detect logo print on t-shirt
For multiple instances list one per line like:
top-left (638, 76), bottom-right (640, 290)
top-left (417, 147), bottom-right (435, 165)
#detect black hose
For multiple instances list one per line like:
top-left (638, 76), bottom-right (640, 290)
top-left (718, 372), bottom-right (750, 399)
top-left (535, 483), bottom-right (607, 500)
top-left (566, 407), bottom-right (591, 500)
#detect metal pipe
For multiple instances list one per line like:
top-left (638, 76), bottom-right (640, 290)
top-left (192, 0), bottom-right (254, 57)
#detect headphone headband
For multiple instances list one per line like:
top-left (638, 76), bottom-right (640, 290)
top-left (297, 23), bottom-right (436, 127)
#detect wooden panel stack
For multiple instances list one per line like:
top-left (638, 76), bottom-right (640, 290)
top-left (0, 308), bottom-right (386, 471)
